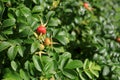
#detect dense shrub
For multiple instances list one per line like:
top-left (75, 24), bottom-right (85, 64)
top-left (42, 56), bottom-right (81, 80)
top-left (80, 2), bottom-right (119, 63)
top-left (0, 0), bottom-right (120, 80)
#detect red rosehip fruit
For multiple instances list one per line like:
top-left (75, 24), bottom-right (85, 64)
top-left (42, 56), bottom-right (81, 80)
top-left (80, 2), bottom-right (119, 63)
top-left (37, 25), bottom-right (46, 35)
top-left (84, 2), bottom-right (89, 9)
top-left (116, 37), bottom-right (120, 43)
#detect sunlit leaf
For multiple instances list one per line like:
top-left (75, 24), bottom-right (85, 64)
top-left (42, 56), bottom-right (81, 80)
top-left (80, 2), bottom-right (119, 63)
top-left (7, 46), bottom-right (18, 60)
top-left (31, 41), bottom-right (39, 53)
top-left (0, 41), bottom-right (11, 52)
top-left (3, 18), bottom-right (16, 28)
top-left (20, 69), bottom-right (30, 80)
top-left (32, 55), bottom-right (42, 72)
top-left (11, 61), bottom-right (18, 71)
top-left (65, 60), bottom-right (83, 69)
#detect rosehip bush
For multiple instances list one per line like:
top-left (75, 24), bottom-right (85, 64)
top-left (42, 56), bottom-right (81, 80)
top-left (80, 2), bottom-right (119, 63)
top-left (0, 0), bottom-right (120, 80)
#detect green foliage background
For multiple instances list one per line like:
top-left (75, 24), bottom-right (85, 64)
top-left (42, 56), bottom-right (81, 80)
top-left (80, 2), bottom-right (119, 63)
top-left (0, 0), bottom-right (120, 80)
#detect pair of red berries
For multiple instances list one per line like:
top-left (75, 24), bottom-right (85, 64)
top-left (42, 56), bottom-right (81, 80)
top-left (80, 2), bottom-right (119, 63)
top-left (36, 25), bottom-right (46, 35)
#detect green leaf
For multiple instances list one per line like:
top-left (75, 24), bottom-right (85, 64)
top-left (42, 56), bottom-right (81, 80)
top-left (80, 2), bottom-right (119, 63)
top-left (20, 69), bottom-right (30, 80)
top-left (11, 61), bottom-right (18, 71)
top-left (32, 0), bottom-right (40, 4)
top-left (20, 6), bottom-right (31, 17)
top-left (24, 61), bottom-right (29, 71)
top-left (84, 69), bottom-right (93, 79)
top-left (58, 52), bottom-right (71, 70)
top-left (1, 0), bottom-right (10, 2)
top-left (91, 62), bottom-right (101, 71)
top-left (79, 73), bottom-right (86, 80)
top-left (99, 48), bottom-right (107, 53)
top-left (90, 69), bottom-right (99, 78)
top-left (83, 59), bottom-right (89, 70)
top-left (8, 12), bottom-right (15, 19)
top-left (7, 46), bottom-right (18, 60)
top-left (32, 6), bottom-right (44, 13)
top-left (31, 41), bottom-right (39, 53)
top-left (19, 27), bottom-right (34, 37)
top-left (23, 38), bottom-right (34, 44)
top-left (62, 69), bottom-right (77, 79)
top-left (0, 41), bottom-right (11, 52)
top-left (43, 61), bottom-right (55, 74)
top-left (32, 55), bottom-right (42, 72)
top-left (45, 11), bottom-right (55, 19)
top-left (2, 28), bottom-right (13, 35)
top-left (48, 18), bottom-right (61, 26)
top-left (0, 1), bottom-right (5, 20)
top-left (3, 18), bottom-right (16, 28)
top-left (114, 67), bottom-right (120, 76)
top-left (24, 61), bottom-right (35, 76)
top-left (88, 62), bottom-right (98, 78)
top-left (64, 9), bottom-right (72, 13)
top-left (3, 68), bottom-right (22, 80)
top-left (59, 57), bottom-right (69, 70)
top-left (29, 62), bottom-right (35, 75)
top-left (41, 56), bottom-right (53, 64)
top-left (62, 52), bottom-right (71, 59)
top-left (77, 68), bottom-right (86, 80)
top-left (0, 35), bottom-right (6, 41)
top-left (70, 31), bottom-right (76, 41)
top-left (114, 13), bottom-right (120, 21)
top-left (89, 62), bottom-right (99, 77)
top-left (54, 47), bottom-right (65, 53)
top-left (102, 66), bottom-right (110, 76)
top-left (55, 35), bottom-right (69, 45)
top-left (65, 60), bottom-right (83, 69)
top-left (17, 45), bottom-right (24, 57)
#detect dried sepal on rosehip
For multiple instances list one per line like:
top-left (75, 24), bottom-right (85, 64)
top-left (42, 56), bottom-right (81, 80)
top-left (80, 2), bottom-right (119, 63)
top-left (34, 32), bottom-right (39, 38)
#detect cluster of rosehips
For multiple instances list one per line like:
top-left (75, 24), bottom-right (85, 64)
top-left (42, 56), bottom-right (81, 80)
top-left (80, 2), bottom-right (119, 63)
top-left (36, 24), bottom-right (50, 50)
top-left (35, 22), bottom-right (56, 52)
top-left (39, 38), bottom-right (53, 51)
